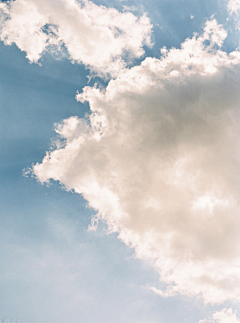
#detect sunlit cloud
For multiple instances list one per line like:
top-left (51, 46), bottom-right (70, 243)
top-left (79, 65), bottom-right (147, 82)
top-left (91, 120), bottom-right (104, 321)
top-left (0, 0), bottom-right (152, 76)
top-left (30, 18), bottom-right (240, 304)
top-left (2, 0), bottom-right (240, 319)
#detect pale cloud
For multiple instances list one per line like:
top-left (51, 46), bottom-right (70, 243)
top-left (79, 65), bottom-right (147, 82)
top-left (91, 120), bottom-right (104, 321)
top-left (0, 0), bottom-right (49, 62)
top-left (0, 0), bottom-right (152, 76)
top-left (228, 0), bottom-right (240, 14)
top-left (227, 0), bottom-right (240, 32)
top-left (31, 18), bottom-right (240, 304)
top-left (199, 308), bottom-right (240, 323)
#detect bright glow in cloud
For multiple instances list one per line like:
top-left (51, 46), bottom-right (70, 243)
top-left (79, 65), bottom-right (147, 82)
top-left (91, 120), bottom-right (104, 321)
top-left (31, 19), bottom-right (240, 304)
top-left (0, 0), bottom-right (152, 76)
top-left (200, 308), bottom-right (240, 323)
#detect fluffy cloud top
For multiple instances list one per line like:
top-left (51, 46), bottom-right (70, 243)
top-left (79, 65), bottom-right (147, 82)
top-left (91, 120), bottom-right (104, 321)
top-left (0, 0), bottom-right (152, 76)
top-left (32, 18), bottom-right (240, 304)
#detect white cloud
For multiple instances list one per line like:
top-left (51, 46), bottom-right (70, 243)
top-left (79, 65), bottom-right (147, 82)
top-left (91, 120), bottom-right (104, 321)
top-left (0, 0), bottom-right (49, 62)
top-left (199, 308), bottom-right (240, 323)
top-left (0, 0), bottom-right (152, 76)
top-left (228, 0), bottom-right (240, 14)
top-left (31, 18), bottom-right (240, 304)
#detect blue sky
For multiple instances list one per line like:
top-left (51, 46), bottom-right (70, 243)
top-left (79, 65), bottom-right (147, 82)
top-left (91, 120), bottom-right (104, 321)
top-left (1, 0), bottom-right (240, 322)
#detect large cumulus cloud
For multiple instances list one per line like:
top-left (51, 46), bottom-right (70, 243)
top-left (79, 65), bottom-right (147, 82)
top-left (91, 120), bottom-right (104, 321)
top-left (32, 18), bottom-right (240, 304)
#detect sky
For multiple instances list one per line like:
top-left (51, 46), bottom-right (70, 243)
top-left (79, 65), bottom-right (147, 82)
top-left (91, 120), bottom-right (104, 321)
top-left (1, 0), bottom-right (240, 322)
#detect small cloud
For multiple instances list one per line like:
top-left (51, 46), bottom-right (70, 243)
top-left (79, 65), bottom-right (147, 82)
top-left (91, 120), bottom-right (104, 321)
top-left (228, 0), bottom-right (240, 14)
top-left (199, 308), bottom-right (240, 323)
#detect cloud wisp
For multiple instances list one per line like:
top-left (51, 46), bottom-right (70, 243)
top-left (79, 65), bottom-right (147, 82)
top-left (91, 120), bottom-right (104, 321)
top-left (30, 16), bottom-right (240, 305)
top-left (0, 0), bottom-right (152, 76)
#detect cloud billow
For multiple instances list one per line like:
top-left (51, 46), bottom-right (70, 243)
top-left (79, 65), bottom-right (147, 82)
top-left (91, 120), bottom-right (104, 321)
top-left (3, 0), bottom-right (240, 319)
top-left (31, 17), bottom-right (240, 305)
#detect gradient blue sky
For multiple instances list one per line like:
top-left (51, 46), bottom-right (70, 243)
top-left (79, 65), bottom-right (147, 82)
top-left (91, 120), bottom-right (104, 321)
top-left (1, 1), bottom-right (240, 322)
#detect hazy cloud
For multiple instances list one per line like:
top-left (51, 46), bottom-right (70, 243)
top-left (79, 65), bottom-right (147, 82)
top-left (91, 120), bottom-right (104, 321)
top-left (199, 308), bottom-right (240, 323)
top-left (32, 19), bottom-right (240, 304)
